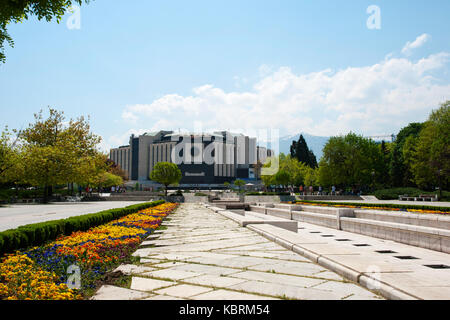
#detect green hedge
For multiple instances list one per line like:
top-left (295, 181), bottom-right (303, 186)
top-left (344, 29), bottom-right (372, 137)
top-left (372, 188), bottom-right (449, 201)
top-left (0, 200), bottom-right (166, 255)
top-left (295, 200), bottom-right (450, 213)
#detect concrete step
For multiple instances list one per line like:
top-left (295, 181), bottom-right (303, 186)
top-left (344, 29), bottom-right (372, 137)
top-left (248, 204), bottom-right (450, 254)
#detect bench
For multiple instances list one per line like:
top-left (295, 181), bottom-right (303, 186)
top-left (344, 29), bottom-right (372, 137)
top-left (418, 194), bottom-right (438, 202)
top-left (399, 194), bottom-right (438, 201)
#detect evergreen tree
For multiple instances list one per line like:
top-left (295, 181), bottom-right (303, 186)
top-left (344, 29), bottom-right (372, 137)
top-left (290, 135), bottom-right (318, 168)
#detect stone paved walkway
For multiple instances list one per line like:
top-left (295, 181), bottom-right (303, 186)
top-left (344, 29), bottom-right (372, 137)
top-left (92, 203), bottom-right (382, 300)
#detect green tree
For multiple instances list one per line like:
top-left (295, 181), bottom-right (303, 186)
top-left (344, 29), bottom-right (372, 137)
top-left (261, 167), bottom-right (275, 189)
top-left (150, 162), bottom-right (182, 196)
top-left (304, 167), bottom-right (319, 187)
top-left (20, 108), bottom-right (103, 202)
top-left (401, 136), bottom-right (418, 185)
top-left (94, 172), bottom-right (123, 189)
top-left (318, 133), bottom-right (384, 190)
top-left (279, 154), bottom-right (308, 186)
top-left (379, 140), bottom-right (392, 187)
top-left (233, 179), bottom-right (246, 193)
top-left (274, 170), bottom-right (290, 190)
top-left (411, 101), bottom-right (450, 195)
top-left (0, 0), bottom-right (92, 63)
top-left (261, 154), bottom-right (309, 190)
top-left (389, 122), bottom-right (424, 187)
top-left (0, 127), bottom-right (23, 184)
top-left (290, 135), bottom-right (318, 168)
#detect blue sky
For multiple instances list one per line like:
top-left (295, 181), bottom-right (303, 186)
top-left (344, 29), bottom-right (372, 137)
top-left (0, 0), bottom-right (449, 151)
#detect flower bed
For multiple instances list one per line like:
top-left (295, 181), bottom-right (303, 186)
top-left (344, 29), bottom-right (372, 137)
top-left (0, 202), bottom-right (178, 300)
top-left (291, 201), bottom-right (449, 215)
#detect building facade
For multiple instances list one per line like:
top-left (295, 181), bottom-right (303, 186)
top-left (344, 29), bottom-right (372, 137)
top-left (109, 130), bottom-right (272, 186)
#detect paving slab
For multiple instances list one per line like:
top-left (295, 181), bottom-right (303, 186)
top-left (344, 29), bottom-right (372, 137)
top-left (248, 261), bottom-right (327, 277)
top-left (94, 203), bottom-right (384, 300)
top-left (92, 285), bottom-right (152, 300)
top-left (142, 269), bottom-right (204, 281)
top-left (130, 277), bottom-right (176, 292)
top-left (228, 280), bottom-right (344, 300)
top-left (183, 274), bottom-right (249, 288)
top-left (229, 270), bottom-right (325, 288)
top-left (191, 289), bottom-right (279, 300)
top-left (144, 295), bottom-right (183, 300)
top-left (155, 284), bottom-right (214, 298)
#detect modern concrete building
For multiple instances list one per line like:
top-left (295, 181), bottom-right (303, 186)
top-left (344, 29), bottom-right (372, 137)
top-left (109, 131), bottom-right (273, 187)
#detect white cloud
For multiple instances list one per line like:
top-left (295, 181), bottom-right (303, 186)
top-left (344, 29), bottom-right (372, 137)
top-left (402, 33), bottom-right (431, 56)
top-left (113, 50), bottom-right (450, 147)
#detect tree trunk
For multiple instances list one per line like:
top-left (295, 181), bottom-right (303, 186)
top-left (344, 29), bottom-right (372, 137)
top-left (165, 185), bottom-right (168, 197)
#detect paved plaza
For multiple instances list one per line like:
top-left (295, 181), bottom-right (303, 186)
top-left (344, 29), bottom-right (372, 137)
top-left (93, 203), bottom-right (383, 300)
top-left (0, 201), bottom-right (146, 231)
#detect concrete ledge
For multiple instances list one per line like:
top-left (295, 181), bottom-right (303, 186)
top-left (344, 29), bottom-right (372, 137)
top-left (274, 203), bottom-right (303, 211)
top-left (248, 204), bottom-right (450, 254)
top-left (340, 217), bottom-right (450, 253)
top-left (354, 209), bottom-right (450, 230)
top-left (211, 206), bottom-right (299, 233)
top-left (292, 245), bottom-right (320, 263)
top-left (358, 275), bottom-right (418, 300)
top-left (316, 256), bottom-right (361, 283)
top-left (274, 237), bottom-right (294, 250)
top-left (242, 223), bottom-right (419, 300)
top-left (244, 211), bottom-right (298, 232)
top-left (292, 210), bottom-right (338, 229)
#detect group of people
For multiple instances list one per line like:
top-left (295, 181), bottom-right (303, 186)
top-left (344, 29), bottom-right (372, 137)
top-left (76, 185), bottom-right (126, 195)
top-left (110, 186), bottom-right (126, 193)
top-left (296, 185), bottom-right (340, 196)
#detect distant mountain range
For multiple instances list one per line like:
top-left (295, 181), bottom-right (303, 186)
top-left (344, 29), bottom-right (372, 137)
top-left (278, 133), bottom-right (330, 160)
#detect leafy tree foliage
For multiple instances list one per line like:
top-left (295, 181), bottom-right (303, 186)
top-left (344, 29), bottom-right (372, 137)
top-left (318, 133), bottom-right (385, 189)
top-left (0, 127), bottom-right (22, 184)
top-left (150, 162), bottom-right (182, 196)
top-left (0, 0), bottom-right (92, 63)
top-left (274, 169), bottom-right (290, 188)
top-left (261, 154), bottom-right (314, 189)
top-left (233, 179), bottom-right (246, 193)
top-left (411, 101), bottom-right (449, 192)
top-left (389, 122), bottom-right (424, 187)
top-left (94, 172), bottom-right (123, 189)
top-left (19, 108), bottom-right (104, 201)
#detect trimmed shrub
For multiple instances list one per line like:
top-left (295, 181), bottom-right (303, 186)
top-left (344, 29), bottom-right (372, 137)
top-left (0, 200), bottom-right (166, 255)
top-left (373, 188), bottom-right (449, 201)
